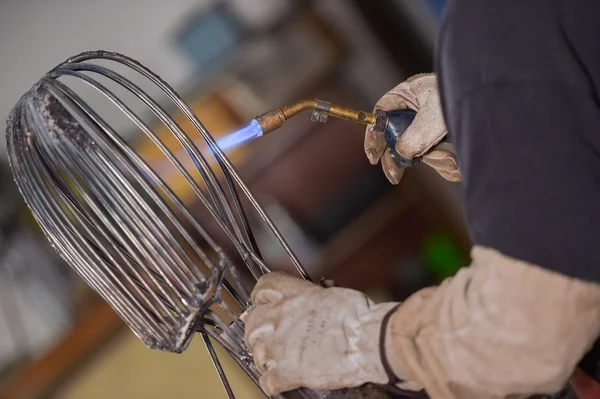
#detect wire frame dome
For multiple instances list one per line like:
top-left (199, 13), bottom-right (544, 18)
top-left (5, 51), bottom-right (389, 399)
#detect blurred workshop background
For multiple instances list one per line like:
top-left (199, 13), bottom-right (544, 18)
top-left (0, 1), bottom-right (469, 398)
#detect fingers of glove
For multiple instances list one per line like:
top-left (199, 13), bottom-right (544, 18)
top-left (395, 97), bottom-right (447, 160)
top-left (252, 339), bottom-right (281, 374)
top-left (251, 271), bottom-right (317, 305)
top-left (253, 288), bottom-right (284, 306)
top-left (259, 366), bottom-right (303, 397)
top-left (245, 321), bottom-right (275, 355)
top-left (422, 147), bottom-right (461, 182)
top-left (244, 305), bottom-right (278, 352)
top-left (381, 149), bottom-right (405, 185)
top-left (364, 126), bottom-right (386, 165)
top-left (245, 319), bottom-right (283, 375)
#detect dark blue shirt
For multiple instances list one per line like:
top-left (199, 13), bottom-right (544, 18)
top-left (436, 0), bottom-right (600, 382)
top-left (437, 0), bottom-right (600, 283)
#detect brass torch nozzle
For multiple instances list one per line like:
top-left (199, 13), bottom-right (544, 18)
top-left (256, 99), bottom-right (376, 135)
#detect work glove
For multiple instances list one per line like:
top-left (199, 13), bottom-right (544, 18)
top-left (244, 272), bottom-right (423, 396)
top-left (246, 249), bottom-right (600, 399)
top-left (365, 73), bottom-right (460, 184)
top-left (385, 247), bottom-right (600, 399)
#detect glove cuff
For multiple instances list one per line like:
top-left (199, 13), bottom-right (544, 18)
top-left (379, 304), bottom-right (402, 385)
top-left (380, 303), bottom-right (426, 395)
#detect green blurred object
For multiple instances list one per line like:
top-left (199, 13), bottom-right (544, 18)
top-left (421, 232), bottom-right (466, 280)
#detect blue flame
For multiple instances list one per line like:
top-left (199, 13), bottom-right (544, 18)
top-left (148, 119), bottom-right (264, 179)
top-left (215, 119), bottom-right (263, 151)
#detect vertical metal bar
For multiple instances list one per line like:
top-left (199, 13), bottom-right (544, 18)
top-left (201, 332), bottom-right (236, 399)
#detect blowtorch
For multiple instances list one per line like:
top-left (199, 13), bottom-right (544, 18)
top-left (223, 98), bottom-right (447, 168)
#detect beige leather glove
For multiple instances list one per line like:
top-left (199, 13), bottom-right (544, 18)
top-left (365, 73), bottom-right (460, 184)
top-left (386, 247), bottom-right (600, 399)
top-left (246, 249), bottom-right (600, 399)
top-left (244, 272), bottom-right (423, 396)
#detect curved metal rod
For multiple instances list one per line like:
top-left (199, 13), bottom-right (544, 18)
top-left (61, 52), bottom-right (260, 257)
top-left (46, 76), bottom-right (222, 272)
top-left (23, 96), bottom-right (183, 329)
top-left (44, 78), bottom-right (254, 319)
top-left (60, 50), bottom-right (308, 280)
top-left (30, 89), bottom-right (197, 309)
top-left (43, 77), bottom-right (254, 335)
top-left (51, 57), bottom-right (264, 270)
top-left (8, 112), bottom-right (170, 343)
top-left (49, 66), bottom-right (266, 282)
top-left (51, 64), bottom-right (247, 250)
top-left (6, 50), bottom-right (336, 395)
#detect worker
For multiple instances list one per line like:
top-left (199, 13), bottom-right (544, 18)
top-left (244, 1), bottom-right (600, 398)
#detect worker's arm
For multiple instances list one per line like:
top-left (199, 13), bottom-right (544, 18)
top-left (386, 247), bottom-right (600, 398)
top-left (361, 62), bottom-right (600, 396)
top-left (245, 251), bottom-right (600, 398)
top-left (246, 1), bottom-right (600, 396)
top-left (245, 64), bottom-right (600, 396)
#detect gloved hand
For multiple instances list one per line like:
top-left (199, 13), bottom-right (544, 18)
top-left (365, 73), bottom-right (460, 184)
top-left (244, 272), bottom-right (423, 396)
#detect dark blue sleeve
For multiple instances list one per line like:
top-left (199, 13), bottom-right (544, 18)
top-left (451, 81), bottom-right (600, 283)
top-left (437, 0), bottom-right (600, 283)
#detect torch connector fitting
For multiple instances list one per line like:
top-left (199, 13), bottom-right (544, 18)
top-left (255, 109), bottom-right (287, 135)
